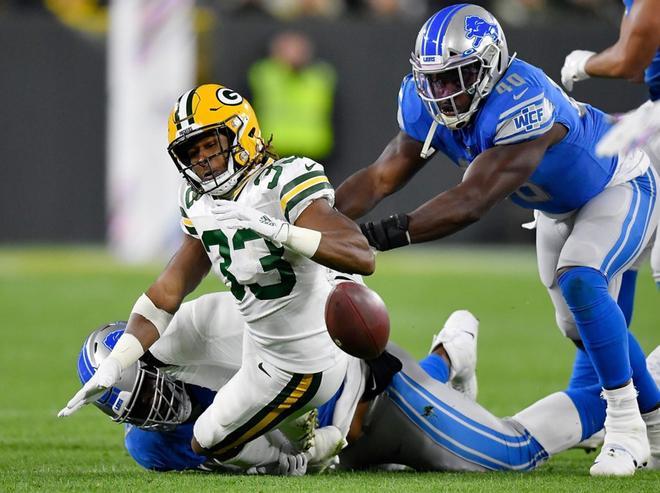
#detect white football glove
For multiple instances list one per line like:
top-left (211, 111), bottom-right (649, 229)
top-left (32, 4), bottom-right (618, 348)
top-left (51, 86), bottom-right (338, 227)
top-left (277, 451), bottom-right (308, 476)
top-left (597, 100), bottom-right (660, 156)
top-left (211, 200), bottom-right (288, 245)
top-left (57, 357), bottom-right (122, 417)
top-left (561, 50), bottom-right (595, 91)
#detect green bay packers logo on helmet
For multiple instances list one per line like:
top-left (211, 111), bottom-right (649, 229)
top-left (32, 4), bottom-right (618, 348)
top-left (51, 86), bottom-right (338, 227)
top-left (167, 84), bottom-right (267, 198)
top-left (216, 87), bottom-right (243, 106)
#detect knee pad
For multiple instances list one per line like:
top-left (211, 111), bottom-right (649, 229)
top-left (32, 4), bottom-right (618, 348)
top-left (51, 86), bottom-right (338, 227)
top-left (557, 267), bottom-right (608, 311)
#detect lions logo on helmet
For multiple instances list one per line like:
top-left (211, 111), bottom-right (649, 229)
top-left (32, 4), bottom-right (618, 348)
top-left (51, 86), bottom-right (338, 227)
top-left (410, 4), bottom-right (509, 130)
top-left (167, 84), bottom-right (269, 198)
top-left (464, 15), bottom-right (499, 53)
top-left (77, 322), bottom-right (192, 431)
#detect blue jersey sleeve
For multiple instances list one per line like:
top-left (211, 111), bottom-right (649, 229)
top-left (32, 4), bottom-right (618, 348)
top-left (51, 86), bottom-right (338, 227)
top-left (477, 67), bottom-right (556, 146)
top-left (397, 74), bottom-right (435, 143)
top-left (124, 423), bottom-right (206, 471)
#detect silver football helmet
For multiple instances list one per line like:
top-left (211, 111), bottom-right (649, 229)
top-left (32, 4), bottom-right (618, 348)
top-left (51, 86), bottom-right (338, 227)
top-left (77, 322), bottom-right (192, 431)
top-left (410, 4), bottom-right (509, 130)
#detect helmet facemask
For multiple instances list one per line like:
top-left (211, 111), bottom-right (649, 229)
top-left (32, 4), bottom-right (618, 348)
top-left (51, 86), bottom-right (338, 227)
top-left (113, 365), bottom-right (192, 432)
top-left (78, 323), bottom-right (193, 432)
top-left (411, 43), bottom-right (502, 129)
top-left (169, 123), bottom-right (254, 198)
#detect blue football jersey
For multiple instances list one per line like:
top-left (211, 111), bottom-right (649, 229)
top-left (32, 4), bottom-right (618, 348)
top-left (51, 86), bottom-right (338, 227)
top-left (624, 0), bottom-right (660, 101)
top-left (124, 384), bottom-right (215, 471)
top-left (398, 58), bottom-right (620, 214)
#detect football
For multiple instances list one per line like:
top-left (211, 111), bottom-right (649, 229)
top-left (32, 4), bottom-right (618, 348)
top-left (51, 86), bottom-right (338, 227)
top-left (324, 281), bottom-right (390, 359)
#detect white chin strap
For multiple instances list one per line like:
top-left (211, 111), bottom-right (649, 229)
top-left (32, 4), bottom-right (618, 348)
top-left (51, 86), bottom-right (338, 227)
top-left (199, 153), bottom-right (239, 197)
top-left (420, 120), bottom-right (438, 159)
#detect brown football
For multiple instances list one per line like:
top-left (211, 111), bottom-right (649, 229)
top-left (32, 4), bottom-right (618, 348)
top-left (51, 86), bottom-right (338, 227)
top-left (324, 282), bottom-right (390, 359)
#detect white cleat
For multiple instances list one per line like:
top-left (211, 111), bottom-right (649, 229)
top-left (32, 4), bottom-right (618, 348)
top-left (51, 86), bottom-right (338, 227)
top-left (590, 445), bottom-right (638, 476)
top-left (429, 310), bottom-right (479, 401)
top-left (590, 382), bottom-right (650, 476)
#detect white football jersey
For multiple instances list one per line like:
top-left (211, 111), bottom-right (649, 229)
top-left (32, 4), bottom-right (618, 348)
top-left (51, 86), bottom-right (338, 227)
top-left (178, 156), bottom-right (342, 373)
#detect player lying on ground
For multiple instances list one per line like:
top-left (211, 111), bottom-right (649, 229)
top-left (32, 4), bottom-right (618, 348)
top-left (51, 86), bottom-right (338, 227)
top-left (59, 84), bottom-right (375, 463)
top-left (333, 4), bottom-right (660, 476)
top-left (74, 288), bottom-right (660, 473)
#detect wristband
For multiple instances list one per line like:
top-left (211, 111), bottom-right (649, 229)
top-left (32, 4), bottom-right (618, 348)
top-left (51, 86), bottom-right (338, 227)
top-left (360, 214), bottom-right (411, 251)
top-left (107, 333), bottom-right (144, 370)
top-left (131, 293), bottom-right (173, 336)
top-left (282, 224), bottom-right (322, 258)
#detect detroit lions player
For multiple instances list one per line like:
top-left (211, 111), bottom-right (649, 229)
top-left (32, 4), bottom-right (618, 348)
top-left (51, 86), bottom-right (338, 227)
top-left (334, 4), bottom-right (659, 476)
top-left (561, 0), bottom-right (660, 292)
top-left (77, 291), bottom-right (649, 474)
top-left (58, 84), bottom-right (375, 464)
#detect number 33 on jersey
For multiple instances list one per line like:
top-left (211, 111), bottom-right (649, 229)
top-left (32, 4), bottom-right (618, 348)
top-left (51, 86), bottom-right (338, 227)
top-left (178, 155), bottom-right (334, 321)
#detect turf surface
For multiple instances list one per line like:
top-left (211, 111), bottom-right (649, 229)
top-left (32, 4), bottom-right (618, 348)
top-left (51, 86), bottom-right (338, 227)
top-left (0, 246), bottom-right (658, 491)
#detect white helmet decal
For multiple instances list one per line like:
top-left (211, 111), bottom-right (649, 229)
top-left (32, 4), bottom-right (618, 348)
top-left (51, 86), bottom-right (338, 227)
top-left (216, 88), bottom-right (243, 106)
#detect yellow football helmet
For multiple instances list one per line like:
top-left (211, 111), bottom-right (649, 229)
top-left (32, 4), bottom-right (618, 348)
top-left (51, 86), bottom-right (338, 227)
top-left (167, 84), bottom-right (266, 197)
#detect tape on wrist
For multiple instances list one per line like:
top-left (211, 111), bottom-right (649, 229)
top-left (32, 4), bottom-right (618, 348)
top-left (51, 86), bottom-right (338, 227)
top-left (283, 224), bottom-right (322, 258)
top-left (131, 293), bottom-right (173, 336)
top-left (107, 332), bottom-right (144, 370)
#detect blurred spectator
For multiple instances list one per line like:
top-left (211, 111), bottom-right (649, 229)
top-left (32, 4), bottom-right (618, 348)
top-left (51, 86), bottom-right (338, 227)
top-left (248, 31), bottom-right (337, 160)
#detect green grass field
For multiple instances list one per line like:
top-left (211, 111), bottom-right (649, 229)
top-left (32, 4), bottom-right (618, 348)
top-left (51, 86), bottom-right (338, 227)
top-left (0, 246), bottom-right (658, 492)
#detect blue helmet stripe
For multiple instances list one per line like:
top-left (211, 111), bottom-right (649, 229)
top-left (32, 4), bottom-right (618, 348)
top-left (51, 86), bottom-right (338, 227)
top-left (438, 3), bottom-right (470, 56)
top-left (421, 11), bottom-right (442, 56)
top-left (76, 333), bottom-right (113, 406)
top-left (422, 3), bottom-right (470, 57)
top-left (77, 335), bottom-right (94, 384)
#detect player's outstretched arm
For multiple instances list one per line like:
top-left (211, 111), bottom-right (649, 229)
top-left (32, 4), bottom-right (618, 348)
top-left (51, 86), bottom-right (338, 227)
top-left (361, 124), bottom-right (566, 250)
top-left (407, 126), bottom-right (564, 243)
top-left (293, 198), bottom-right (375, 275)
top-left (586, 0), bottom-right (660, 79)
top-left (334, 131), bottom-right (428, 220)
top-left (58, 236), bottom-right (211, 417)
top-left (211, 199), bottom-right (375, 275)
top-left (128, 234), bottom-right (212, 347)
top-left (562, 0), bottom-right (660, 89)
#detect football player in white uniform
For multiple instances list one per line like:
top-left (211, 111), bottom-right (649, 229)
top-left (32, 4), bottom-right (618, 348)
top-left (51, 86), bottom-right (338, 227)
top-left (74, 291), bottom-right (660, 473)
top-left (58, 84), bottom-right (375, 463)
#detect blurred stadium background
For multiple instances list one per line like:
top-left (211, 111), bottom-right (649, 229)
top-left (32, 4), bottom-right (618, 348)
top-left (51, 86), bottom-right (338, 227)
top-left (0, 1), bottom-right (657, 490)
top-left (0, 0), bottom-right (650, 257)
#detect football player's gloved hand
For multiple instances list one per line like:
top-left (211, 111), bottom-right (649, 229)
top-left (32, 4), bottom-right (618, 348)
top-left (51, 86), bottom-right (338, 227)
top-left (360, 213), bottom-right (411, 251)
top-left (277, 451), bottom-right (308, 476)
top-left (597, 100), bottom-right (660, 156)
top-left (561, 50), bottom-right (595, 91)
top-left (211, 200), bottom-right (288, 245)
top-left (57, 357), bottom-right (122, 417)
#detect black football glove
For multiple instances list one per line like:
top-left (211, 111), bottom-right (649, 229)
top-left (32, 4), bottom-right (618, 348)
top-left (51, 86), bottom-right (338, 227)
top-left (360, 213), bottom-right (411, 251)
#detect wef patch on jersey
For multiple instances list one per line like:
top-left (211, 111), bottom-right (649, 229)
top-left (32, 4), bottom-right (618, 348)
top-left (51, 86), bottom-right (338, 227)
top-left (513, 104), bottom-right (545, 131)
top-left (493, 94), bottom-right (554, 146)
